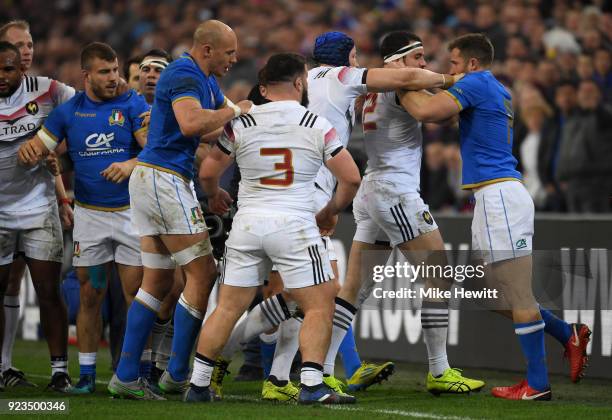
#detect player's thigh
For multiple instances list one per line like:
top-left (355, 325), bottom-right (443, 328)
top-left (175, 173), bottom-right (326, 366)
top-left (6, 256), bottom-right (26, 295)
top-left (215, 283), bottom-right (259, 319)
top-left (139, 235), bottom-right (175, 295)
top-left (264, 270), bottom-right (284, 298)
top-left (488, 255), bottom-right (536, 309)
top-left (220, 219), bottom-right (270, 288)
top-left (472, 181), bottom-right (534, 264)
top-left (72, 206), bottom-right (114, 269)
top-left (75, 266), bottom-right (108, 307)
top-left (290, 280), bottom-right (337, 316)
top-left (130, 165), bottom-right (208, 237)
top-left (265, 216), bottom-right (333, 290)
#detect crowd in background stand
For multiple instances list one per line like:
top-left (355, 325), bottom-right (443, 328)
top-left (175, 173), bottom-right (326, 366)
top-left (2, 0), bottom-right (611, 213)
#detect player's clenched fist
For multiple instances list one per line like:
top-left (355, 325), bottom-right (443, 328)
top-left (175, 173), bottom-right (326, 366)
top-left (315, 206), bottom-right (338, 237)
top-left (208, 188), bottom-right (233, 215)
top-left (100, 159), bottom-right (136, 183)
top-left (18, 138), bottom-right (46, 166)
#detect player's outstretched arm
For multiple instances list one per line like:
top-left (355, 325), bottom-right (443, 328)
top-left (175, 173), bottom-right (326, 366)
top-left (366, 68), bottom-right (461, 93)
top-left (173, 98), bottom-right (252, 138)
top-left (397, 90), bottom-right (461, 123)
top-left (317, 148), bottom-right (361, 235)
top-left (199, 144), bottom-right (234, 215)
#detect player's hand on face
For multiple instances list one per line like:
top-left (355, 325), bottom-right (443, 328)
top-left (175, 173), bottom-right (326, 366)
top-left (44, 152), bottom-right (61, 176)
top-left (208, 188), bottom-right (233, 215)
top-left (316, 207), bottom-right (338, 236)
top-left (100, 160), bottom-right (136, 183)
top-left (17, 139), bottom-right (44, 167)
top-left (116, 77), bottom-right (129, 95)
top-left (59, 202), bottom-right (74, 229)
top-left (139, 111), bottom-right (151, 128)
top-left (237, 100), bottom-right (254, 115)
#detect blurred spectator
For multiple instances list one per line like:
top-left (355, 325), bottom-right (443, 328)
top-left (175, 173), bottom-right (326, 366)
top-left (538, 81), bottom-right (577, 212)
top-left (557, 80), bottom-right (612, 213)
top-left (593, 48), bottom-right (612, 101)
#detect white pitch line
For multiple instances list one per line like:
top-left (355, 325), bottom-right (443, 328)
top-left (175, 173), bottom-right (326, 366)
top-left (28, 375), bottom-right (479, 420)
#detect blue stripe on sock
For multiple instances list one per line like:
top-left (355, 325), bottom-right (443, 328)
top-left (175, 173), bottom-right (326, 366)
top-left (167, 302), bottom-right (203, 381)
top-left (339, 325), bottom-right (361, 378)
top-left (116, 300), bottom-right (158, 382)
top-left (260, 341), bottom-right (276, 378)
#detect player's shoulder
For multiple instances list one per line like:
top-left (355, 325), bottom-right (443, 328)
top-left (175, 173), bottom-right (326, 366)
top-left (22, 75), bottom-right (54, 94)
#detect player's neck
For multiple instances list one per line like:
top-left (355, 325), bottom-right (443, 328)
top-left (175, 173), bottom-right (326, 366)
top-left (265, 92), bottom-right (299, 103)
top-left (189, 48), bottom-right (212, 76)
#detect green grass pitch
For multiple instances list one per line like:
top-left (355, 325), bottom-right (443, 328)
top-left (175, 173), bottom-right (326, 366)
top-left (4, 339), bottom-right (612, 419)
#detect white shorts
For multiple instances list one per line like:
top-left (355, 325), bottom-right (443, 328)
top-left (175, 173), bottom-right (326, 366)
top-left (129, 164), bottom-right (207, 236)
top-left (313, 184), bottom-right (337, 261)
top-left (352, 180), bottom-right (437, 247)
top-left (472, 181), bottom-right (534, 263)
top-left (72, 205), bottom-right (141, 267)
top-left (221, 213), bottom-right (333, 289)
top-left (0, 203), bottom-right (63, 265)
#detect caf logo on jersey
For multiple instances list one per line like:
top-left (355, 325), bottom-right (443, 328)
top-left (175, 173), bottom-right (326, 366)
top-left (108, 109), bottom-right (125, 126)
top-left (25, 101), bottom-right (39, 115)
top-left (73, 241), bottom-right (81, 257)
top-left (422, 210), bottom-right (434, 225)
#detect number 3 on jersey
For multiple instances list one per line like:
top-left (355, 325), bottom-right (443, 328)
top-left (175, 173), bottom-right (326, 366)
top-left (260, 148), bottom-right (294, 186)
top-left (363, 93), bottom-right (378, 132)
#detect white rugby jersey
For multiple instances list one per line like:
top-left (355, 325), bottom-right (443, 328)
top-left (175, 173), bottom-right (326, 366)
top-left (362, 91), bottom-right (422, 193)
top-left (218, 101), bottom-right (343, 217)
top-left (307, 66), bottom-right (367, 198)
top-left (0, 76), bottom-right (74, 217)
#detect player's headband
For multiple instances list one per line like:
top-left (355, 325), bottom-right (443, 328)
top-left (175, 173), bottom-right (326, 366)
top-left (383, 41), bottom-right (424, 63)
top-left (139, 58), bottom-right (169, 70)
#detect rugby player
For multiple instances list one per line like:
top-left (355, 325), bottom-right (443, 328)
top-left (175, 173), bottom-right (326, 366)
top-left (0, 41), bottom-right (74, 392)
top-left (187, 52), bottom-right (360, 404)
top-left (137, 49), bottom-right (171, 106)
top-left (18, 42), bottom-right (150, 394)
top-left (209, 31), bottom-right (463, 400)
top-left (324, 31), bottom-right (484, 395)
top-left (0, 20), bottom-right (73, 388)
top-left (397, 33), bottom-right (589, 400)
top-left (106, 20), bottom-right (252, 400)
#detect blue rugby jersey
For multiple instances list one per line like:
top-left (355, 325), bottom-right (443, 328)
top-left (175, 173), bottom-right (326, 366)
top-left (445, 71), bottom-right (522, 189)
top-left (39, 90), bottom-right (149, 210)
top-left (137, 52), bottom-right (226, 180)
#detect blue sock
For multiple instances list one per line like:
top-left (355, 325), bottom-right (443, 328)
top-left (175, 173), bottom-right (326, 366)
top-left (260, 337), bottom-right (277, 378)
top-left (80, 364), bottom-right (95, 377)
top-left (540, 307), bottom-right (572, 345)
top-left (116, 290), bottom-right (160, 382)
top-left (167, 295), bottom-right (203, 381)
top-left (515, 321), bottom-right (549, 391)
top-left (339, 325), bottom-right (361, 378)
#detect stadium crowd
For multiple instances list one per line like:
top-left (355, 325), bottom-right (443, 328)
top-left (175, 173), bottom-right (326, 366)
top-left (2, 0), bottom-right (611, 213)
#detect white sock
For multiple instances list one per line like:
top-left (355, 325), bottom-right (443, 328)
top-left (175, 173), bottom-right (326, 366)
top-left (300, 362), bottom-right (323, 387)
top-left (2, 295), bottom-right (20, 372)
top-left (51, 356), bottom-right (68, 375)
top-left (141, 349), bottom-right (152, 363)
top-left (269, 317), bottom-right (301, 381)
top-left (78, 352), bottom-right (96, 366)
top-left (323, 297), bottom-right (356, 376)
top-left (220, 294), bottom-right (290, 359)
top-left (155, 322), bottom-right (173, 369)
top-left (421, 302), bottom-right (450, 377)
top-left (152, 318), bottom-right (171, 359)
top-left (190, 353), bottom-right (215, 387)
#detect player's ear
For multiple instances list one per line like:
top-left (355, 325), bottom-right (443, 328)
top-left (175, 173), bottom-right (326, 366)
top-left (294, 76), bottom-right (302, 92)
top-left (202, 43), bottom-right (213, 58)
top-left (81, 69), bottom-right (89, 84)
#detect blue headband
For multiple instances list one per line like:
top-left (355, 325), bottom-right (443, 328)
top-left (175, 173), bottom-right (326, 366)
top-left (313, 31), bottom-right (354, 67)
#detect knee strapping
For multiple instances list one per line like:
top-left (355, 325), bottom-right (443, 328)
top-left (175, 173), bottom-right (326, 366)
top-left (172, 239), bottom-right (212, 266)
top-left (141, 252), bottom-right (176, 269)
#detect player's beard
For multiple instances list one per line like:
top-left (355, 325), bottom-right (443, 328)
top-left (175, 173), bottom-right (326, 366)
top-left (92, 81), bottom-right (118, 100)
top-left (300, 87), bottom-right (309, 107)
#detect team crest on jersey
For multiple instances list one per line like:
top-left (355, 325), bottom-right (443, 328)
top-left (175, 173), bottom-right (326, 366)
top-left (190, 207), bottom-right (204, 225)
top-left (422, 210), bottom-right (434, 225)
top-left (515, 238), bottom-right (527, 249)
top-left (73, 241), bottom-right (81, 257)
top-left (25, 101), bottom-right (39, 115)
top-left (108, 109), bottom-right (125, 126)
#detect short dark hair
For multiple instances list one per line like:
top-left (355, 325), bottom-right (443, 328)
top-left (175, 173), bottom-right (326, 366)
top-left (379, 31), bottom-right (422, 60)
top-left (81, 42), bottom-right (117, 70)
top-left (0, 41), bottom-right (20, 61)
top-left (247, 84), bottom-right (269, 105)
top-left (259, 53), bottom-right (306, 85)
top-left (141, 48), bottom-right (172, 63)
top-left (448, 33), bottom-right (494, 67)
top-left (123, 55), bottom-right (141, 79)
top-left (0, 20), bottom-right (29, 41)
